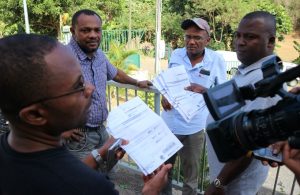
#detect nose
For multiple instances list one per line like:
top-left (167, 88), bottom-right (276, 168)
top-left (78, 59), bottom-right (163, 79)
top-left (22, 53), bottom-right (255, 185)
top-left (187, 38), bottom-right (196, 44)
top-left (235, 36), bottom-right (246, 47)
top-left (84, 83), bottom-right (95, 98)
top-left (89, 30), bottom-right (100, 39)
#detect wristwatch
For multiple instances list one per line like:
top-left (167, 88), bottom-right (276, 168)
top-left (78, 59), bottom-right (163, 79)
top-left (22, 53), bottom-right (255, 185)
top-left (91, 149), bottom-right (104, 165)
top-left (213, 178), bottom-right (225, 189)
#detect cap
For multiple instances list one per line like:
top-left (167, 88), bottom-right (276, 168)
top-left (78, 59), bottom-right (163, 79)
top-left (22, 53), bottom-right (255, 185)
top-left (181, 18), bottom-right (210, 35)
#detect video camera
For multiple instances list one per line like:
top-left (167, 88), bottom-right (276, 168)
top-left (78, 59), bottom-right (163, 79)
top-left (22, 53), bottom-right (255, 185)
top-left (203, 56), bottom-right (300, 162)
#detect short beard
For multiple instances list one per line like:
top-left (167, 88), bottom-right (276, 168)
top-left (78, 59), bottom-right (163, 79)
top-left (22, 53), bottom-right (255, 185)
top-left (80, 46), bottom-right (98, 55)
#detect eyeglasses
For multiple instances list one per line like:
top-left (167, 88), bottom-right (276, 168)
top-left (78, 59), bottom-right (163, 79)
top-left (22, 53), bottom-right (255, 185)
top-left (20, 83), bottom-right (86, 109)
top-left (184, 35), bottom-right (206, 42)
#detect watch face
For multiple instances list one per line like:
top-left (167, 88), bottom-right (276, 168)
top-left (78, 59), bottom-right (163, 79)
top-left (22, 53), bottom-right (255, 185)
top-left (214, 179), bottom-right (222, 188)
top-left (91, 149), bottom-right (101, 163)
top-left (214, 179), bottom-right (220, 186)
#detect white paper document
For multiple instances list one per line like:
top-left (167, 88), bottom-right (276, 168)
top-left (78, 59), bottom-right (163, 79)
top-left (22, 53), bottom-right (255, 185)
top-left (153, 66), bottom-right (205, 122)
top-left (107, 97), bottom-right (183, 175)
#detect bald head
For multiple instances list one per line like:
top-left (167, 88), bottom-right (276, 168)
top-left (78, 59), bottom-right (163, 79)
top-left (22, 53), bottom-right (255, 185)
top-left (242, 11), bottom-right (276, 36)
top-left (235, 11), bottom-right (276, 66)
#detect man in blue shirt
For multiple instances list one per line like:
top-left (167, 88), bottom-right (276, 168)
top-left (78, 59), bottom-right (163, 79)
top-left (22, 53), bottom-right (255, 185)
top-left (161, 18), bottom-right (227, 195)
top-left (63, 9), bottom-right (152, 159)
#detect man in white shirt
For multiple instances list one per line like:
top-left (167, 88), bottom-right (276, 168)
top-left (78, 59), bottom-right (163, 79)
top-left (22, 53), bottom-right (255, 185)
top-left (161, 18), bottom-right (227, 195)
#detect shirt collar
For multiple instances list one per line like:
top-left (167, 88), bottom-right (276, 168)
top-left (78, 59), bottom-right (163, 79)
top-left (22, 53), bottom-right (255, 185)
top-left (237, 54), bottom-right (276, 75)
top-left (183, 48), bottom-right (211, 70)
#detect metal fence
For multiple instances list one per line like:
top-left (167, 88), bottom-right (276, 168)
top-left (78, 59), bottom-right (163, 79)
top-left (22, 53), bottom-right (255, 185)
top-left (225, 61), bottom-right (240, 80)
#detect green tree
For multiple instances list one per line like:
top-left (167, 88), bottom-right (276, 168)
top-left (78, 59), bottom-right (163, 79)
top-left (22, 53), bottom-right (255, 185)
top-left (0, 0), bottom-right (126, 37)
top-left (161, 0), bottom-right (292, 50)
top-left (256, 0), bottom-right (293, 41)
top-left (293, 41), bottom-right (300, 64)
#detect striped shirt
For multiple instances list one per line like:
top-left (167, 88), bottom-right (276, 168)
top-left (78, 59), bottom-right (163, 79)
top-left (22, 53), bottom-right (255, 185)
top-left (68, 38), bottom-right (117, 127)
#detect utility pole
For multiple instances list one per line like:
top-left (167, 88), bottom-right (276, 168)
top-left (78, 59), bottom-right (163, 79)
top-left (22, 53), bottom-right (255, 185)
top-left (154, 0), bottom-right (162, 74)
top-left (128, 0), bottom-right (132, 48)
top-left (23, 0), bottom-right (30, 34)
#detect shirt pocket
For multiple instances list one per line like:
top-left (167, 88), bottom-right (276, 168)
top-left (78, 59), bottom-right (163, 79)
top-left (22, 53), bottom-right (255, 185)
top-left (191, 70), bottom-right (215, 88)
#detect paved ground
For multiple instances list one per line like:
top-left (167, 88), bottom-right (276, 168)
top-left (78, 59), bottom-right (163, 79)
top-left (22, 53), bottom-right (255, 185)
top-left (109, 162), bottom-right (300, 195)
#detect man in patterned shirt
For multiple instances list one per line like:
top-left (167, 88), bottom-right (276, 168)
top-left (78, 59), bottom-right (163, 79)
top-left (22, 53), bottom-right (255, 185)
top-left (63, 9), bottom-right (152, 159)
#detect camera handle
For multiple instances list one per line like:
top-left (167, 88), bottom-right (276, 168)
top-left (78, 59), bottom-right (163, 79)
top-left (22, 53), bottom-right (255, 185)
top-left (251, 64), bottom-right (300, 99)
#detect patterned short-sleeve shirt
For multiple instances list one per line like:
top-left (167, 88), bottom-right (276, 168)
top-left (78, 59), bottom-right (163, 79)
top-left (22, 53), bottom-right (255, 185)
top-left (68, 38), bottom-right (117, 127)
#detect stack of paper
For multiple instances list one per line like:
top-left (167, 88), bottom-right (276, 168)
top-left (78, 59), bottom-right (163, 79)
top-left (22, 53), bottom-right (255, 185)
top-left (106, 97), bottom-right (183, 175)
top-left (153, 65), bottom-right (205, 122)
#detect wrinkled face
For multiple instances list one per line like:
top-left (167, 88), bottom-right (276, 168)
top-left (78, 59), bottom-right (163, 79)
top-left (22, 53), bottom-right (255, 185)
top-left (43, 44), bottom-right (94, 133)
top-left (71, 13), bottom-right (102, 56)
top-left (234, 18), bottom-right (275, 66)
top-left (184, 25), bottom-right (210, 56)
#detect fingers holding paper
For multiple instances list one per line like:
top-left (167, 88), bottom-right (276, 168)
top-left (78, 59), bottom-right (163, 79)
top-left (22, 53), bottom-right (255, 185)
top-left (142, 163), bottom-right (173, 195)
top-left (185, 83), bottom-right (207, 94)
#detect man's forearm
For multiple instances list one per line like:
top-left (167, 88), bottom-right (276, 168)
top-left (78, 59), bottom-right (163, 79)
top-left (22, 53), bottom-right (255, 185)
top-left (113, 69), bottom-right (137, 86)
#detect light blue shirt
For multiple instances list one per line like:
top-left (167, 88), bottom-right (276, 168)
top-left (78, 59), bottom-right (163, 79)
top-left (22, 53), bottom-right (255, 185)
top-left (161, 47), bottom-right (227, 135)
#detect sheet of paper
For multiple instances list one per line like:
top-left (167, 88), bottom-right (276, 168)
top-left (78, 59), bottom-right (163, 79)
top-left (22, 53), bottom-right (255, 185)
top-left (153, 65), bottom-right (204, 122)
top-left (107, 97), bottom-right (183, 175)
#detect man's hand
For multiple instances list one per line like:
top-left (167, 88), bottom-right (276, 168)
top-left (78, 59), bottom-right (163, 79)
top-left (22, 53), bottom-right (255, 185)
top-left (261, 141), bottom-right (285, 167)
top-left (185, 83), bottom-right (207, 94)
top-left (282, 143), bottom-right (300, 176)
top-left (61, 129), bottom-right (84, 142)
top-left (289, 86), bottom-right (300, 94)
top-left (137, 80), bottom-right (153, 88)
top-left (83, 137), bottom-right (128, 170)
top-left (101, 137), bottom-right (128, 160)
top-left (161, 96), bottom-right (172, 111)
top-left (142, 164), bottom-right (172, 195)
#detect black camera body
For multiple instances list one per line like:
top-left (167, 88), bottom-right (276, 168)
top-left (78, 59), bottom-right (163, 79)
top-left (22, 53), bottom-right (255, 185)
top-left (203, 56), bottom-right (300, 162)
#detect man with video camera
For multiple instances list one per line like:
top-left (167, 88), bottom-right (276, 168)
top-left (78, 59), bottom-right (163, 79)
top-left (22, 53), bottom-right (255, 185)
top-left (205, 11), bottom-right (281, 194)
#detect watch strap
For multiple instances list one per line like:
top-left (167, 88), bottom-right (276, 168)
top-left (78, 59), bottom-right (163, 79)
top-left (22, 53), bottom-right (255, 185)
top-left (91, 149), bottom-right (104, 165)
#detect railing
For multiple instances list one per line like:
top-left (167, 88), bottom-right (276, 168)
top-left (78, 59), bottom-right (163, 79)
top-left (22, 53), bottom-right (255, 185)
top-left (106, 81), bottom-right (299, 195)
top-left (225, 61), bottom-right (240, 80)
top-left (101, 30), bottom-right (145, 53)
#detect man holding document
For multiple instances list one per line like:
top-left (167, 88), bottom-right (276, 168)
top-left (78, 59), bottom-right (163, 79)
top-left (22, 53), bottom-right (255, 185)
top-left (0, 34), bottom-right (171, 195)
top-left (160, 18), bottom-right (227, 195)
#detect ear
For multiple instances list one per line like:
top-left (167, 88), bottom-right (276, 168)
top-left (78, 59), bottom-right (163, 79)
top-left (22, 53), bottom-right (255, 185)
top-left (205, 37), bottom-right (211, 46)
top-left (70, 26), bottom-right (75, 35)
top-left (18, 105), bottom-right (47, 126)
top-left (268, 36), bottom-right (276, 48)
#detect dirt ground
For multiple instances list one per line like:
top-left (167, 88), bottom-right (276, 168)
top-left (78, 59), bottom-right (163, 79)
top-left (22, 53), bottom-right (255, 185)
top-left (276, 33), bottom-right (300, 62)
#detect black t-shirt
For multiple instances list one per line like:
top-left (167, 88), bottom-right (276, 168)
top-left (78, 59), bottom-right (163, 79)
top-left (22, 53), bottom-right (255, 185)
top-left (0, 132), bottom-right (119, 195)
